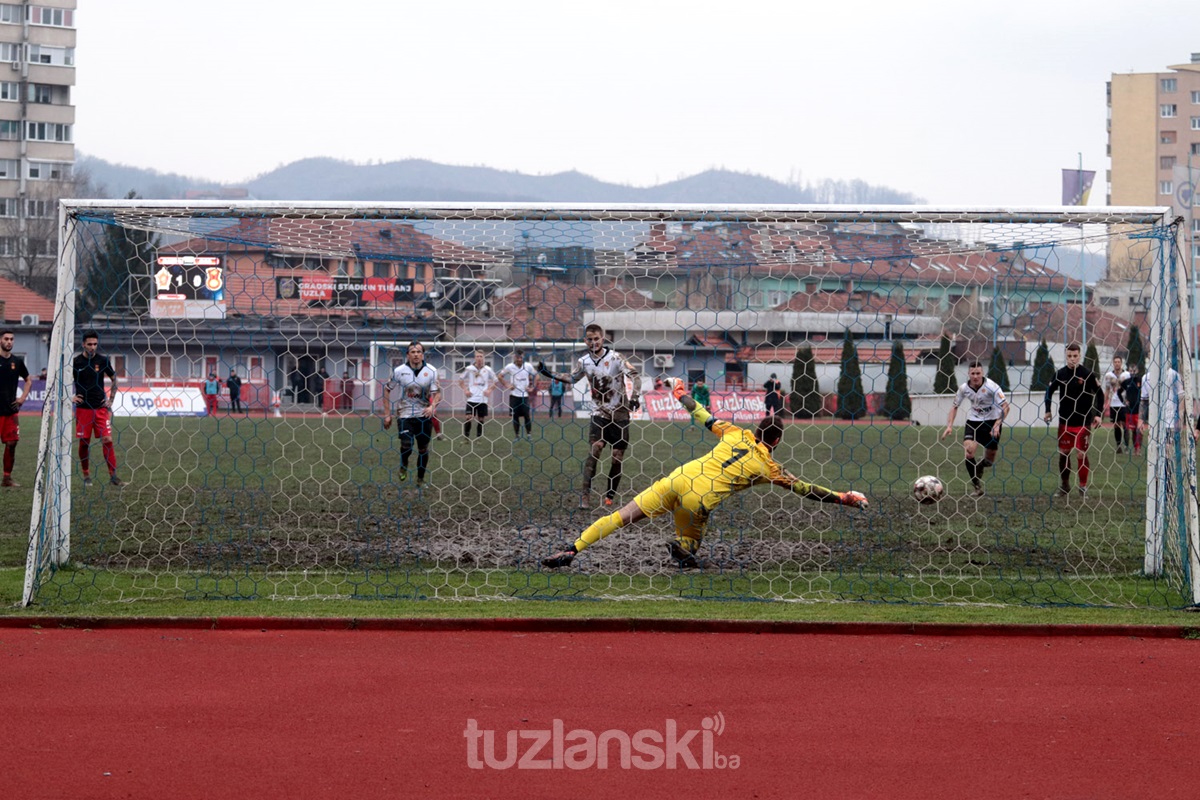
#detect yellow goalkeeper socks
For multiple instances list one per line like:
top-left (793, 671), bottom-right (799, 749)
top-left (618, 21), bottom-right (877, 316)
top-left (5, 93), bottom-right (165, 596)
top-left (575, 511), bottom-right (625, 552)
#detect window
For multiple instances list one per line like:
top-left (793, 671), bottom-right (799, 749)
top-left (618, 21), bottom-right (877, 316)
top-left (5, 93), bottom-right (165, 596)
top-left (0, 120), bottom-right (19, 140)
top-left (1161, 131), bottom-right (1177, 144)
top-left (26, 199), bottom-right (51, 218)
top-left (1099, 296), bottom-right (1120, 307)
top-left (0, 159), bottom-right (16, 179)
top-left (25, 121), bottom-right (71, 142)
top-left (27, 161), bottom-right (71, 180)
top-left (1193, 91), bottom-right (1200, 104)
top-left (0, 42), bottom-right (20, 62)
top-left (1193, 143), bottom-right (1200, 156)
top-left (372, 261), bottom-right (390, 278)
top-left (0, 236), bottom-right (15, 255)
top-left (26, 45), bottom-right (73, 67)
top-left (1192, 116), bottom-right (1200, 131)
top-left (1160, 180), bottom-right (1173, 195)
top-left (27, 83), bottom-right (53, 104)
top-left (0, 198), bottom-right (15, 217)
top-left (1161, 78), bottom-right (1177, 93)
top-left (0, 81), bottom-right (17, 101)
top-left (25, 237), bottom-right (53, 256)
top-left (1161, 156), bottom-right (1177, 170)
top-left (111, 356), bottom-right (127, 379)
top-left (0, 4), bottom-right (19, 24)
top-left (144, 355), bottom-right (171, 380)
top-left (247, 356), bottom-right (264, 382)
top-left (1194, 218), bottom-right (1200, 234)
top-left (28, 6), bottom-right (74, 27)
top-left (1194, 244), bottom-right (1200, 260)
top-left (1161, 104), bottom-right (1178, 118)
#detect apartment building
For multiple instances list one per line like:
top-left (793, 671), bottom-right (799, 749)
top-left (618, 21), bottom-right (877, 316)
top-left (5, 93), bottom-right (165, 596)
top-left (1107, 52), bottom-right (1200, 280)
top-left (0, 1), bottom-right (75, 296)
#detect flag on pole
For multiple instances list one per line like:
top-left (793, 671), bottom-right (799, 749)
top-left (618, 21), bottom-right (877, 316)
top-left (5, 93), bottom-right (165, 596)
top-left (1061, 168), bottom-right (1096, 206)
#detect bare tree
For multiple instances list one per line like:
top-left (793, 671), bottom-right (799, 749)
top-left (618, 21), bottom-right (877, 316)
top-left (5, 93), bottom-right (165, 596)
top-left (0, 168), bottom-right (99, 297)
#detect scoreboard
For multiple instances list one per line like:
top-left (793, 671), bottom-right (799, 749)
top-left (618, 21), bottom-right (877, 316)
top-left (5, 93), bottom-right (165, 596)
top-left (154, 255), bottom-right (225, 301)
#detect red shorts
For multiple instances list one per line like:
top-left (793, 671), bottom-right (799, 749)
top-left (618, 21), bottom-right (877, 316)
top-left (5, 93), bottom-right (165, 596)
top-left (0, 414), bottom-right (17, 444)
top-left (1124, 413), bottom-right (1140, 429)
top-left (1057, 425), bottom-right (1091, 452)
top-left (76, 407), bottom-right (113, 440)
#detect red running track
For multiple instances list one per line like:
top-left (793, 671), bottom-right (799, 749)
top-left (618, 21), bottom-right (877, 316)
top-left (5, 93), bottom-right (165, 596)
top-left (2, 624), bottom-right (1199, 799)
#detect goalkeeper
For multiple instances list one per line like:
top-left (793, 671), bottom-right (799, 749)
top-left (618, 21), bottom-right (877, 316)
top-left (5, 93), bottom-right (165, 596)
top-left (542, 378), bottom-right (868, 569)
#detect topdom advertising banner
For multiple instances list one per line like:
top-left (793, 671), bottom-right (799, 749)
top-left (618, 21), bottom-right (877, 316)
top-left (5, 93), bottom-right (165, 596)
top-left (113, 386), bottom-right (208, 417)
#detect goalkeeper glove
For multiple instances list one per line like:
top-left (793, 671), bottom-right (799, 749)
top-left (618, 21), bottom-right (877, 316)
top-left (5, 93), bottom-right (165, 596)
top-left (536, 361), bottom-right (553, 379)
top-left (670, 379), bottom-right (688, 401)
top-left (630, 396), bottom-right (641, 411)
top-left (839, 491), bottom-right (868, 510)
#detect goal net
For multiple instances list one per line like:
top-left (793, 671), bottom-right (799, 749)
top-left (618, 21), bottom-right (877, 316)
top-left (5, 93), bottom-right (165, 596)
top-left (21, 202), bottom-right (1200, 608)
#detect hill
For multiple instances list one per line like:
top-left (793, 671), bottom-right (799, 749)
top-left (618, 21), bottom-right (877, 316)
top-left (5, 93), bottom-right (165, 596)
top-left (77, 154), bottom-right (924, 205)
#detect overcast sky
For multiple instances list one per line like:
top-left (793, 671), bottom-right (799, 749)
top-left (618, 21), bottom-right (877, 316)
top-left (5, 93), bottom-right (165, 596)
top-left (76, 0), bottom-right (1199, 205)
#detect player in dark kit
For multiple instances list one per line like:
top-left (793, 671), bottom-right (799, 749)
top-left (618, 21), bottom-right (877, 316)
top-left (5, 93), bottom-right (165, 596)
top-left (0, 329), bottom-right (32, 487)
top-left (1043, 342), bottom-right (1103, 497)
top-left (1118, 364), bottom-right (1144, 455)
top-left (73, 330), bottom-right (125, 487)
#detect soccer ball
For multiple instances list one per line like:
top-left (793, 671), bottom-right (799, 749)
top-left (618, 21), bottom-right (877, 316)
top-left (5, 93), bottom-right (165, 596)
top-left (912, 475), bottom-right (945, 505)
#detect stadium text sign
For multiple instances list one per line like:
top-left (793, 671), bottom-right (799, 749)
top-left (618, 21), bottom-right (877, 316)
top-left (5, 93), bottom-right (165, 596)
top-left (275, 276), bottom-right (415, 304)
top-left (464, 714), bottom-right (739, 770)
top-left (112, 386), bottom-right (208, 417)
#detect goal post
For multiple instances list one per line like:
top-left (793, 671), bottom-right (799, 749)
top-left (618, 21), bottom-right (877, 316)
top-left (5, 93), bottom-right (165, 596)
top-left (21, 201), bottom-right (1199, 608)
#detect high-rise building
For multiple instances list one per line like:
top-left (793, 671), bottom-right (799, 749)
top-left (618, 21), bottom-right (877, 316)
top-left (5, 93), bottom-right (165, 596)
top-left (1107, 52), bottom-right (1200, 279)
top-left (0, 1), bottom-right (74, 294)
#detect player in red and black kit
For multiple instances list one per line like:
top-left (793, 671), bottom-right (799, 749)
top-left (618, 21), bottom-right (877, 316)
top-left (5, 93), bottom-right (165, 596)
top-left (73, 330), bottom-right (124, 487)
top-left (0, 329), bottom-right (32, 487)
top-left (1043, 342), bottom-right (1103, 497)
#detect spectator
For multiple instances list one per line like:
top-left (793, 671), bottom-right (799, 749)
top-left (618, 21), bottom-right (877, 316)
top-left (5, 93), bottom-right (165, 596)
top-left (691, 376), bottom-right (711, 410)
top-left (764, 373), bottom-right (783, 416)
top-left (203, 372), bottom-right (222, 416)
top-left (315, 368), bottom-right (330, 411)
top-left (227, 370), bottom-right (243, 414)
top-left (548, 378), bottom-right (566, 419)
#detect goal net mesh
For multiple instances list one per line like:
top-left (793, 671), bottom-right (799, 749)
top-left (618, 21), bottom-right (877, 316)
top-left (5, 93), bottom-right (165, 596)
top-left (21, 203), bottom-right (1199, 608)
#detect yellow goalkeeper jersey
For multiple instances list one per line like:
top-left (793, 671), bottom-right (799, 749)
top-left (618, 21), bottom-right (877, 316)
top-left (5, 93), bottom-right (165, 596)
top-left (668, 419), bottom-right (782, 511)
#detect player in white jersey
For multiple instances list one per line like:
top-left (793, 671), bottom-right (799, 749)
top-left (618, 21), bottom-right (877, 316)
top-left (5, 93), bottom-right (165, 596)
top-left (459, 349), bottom-right (497, 442)
top-left (941, 361), bottom-right (1010, 497)
top-left (383, 341), bottom-right (441, 484)
top-left (1102, 355), bottom-right (1131, 454)
top-left (538, 323), bottom-right (641, 508)
top-left (499, 350), bottom-right (538, 440)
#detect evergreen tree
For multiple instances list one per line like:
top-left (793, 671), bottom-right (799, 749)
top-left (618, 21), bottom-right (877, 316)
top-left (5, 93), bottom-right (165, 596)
top-left (835, 330), bottom-right (867, 420)
top-left (788, 346), bottom-right (823, 419)
top-left (1126, 326), bottom-right (1146, 372)
top-left (1084, 341), bottom-right (1100, 376)
top-left (1030, 339), bottom-right (1056, 392)
top-left (987, 348), bottom-right (1011, 392)
top-left (933, 334), bottom-right (958, 394)
top-left (78, 190), bottom-right (160, 321)
top-left (882, 340), bottom-right (911, 420)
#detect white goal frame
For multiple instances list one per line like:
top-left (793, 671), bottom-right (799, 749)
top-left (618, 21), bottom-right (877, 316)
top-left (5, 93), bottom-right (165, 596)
top-left (22, 200), bottom-right (1200, 608)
